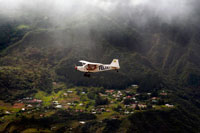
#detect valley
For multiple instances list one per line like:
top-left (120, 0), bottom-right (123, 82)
top-left (0, 0), bottom-right (200, 132)
top-left (0, 84), bottom-right (175, 132)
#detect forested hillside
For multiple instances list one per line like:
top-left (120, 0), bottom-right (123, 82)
top-left (0, 0), bottom-right (200, 132)
top-left (1, 8), bottom-right (200, 90)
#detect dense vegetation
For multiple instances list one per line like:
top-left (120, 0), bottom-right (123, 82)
top-left (0, 66), bottom-right (52, 102)
top-left (76, 108), bottom-right (200, 133)
top-left (2, 110), bottom-right (96, 132)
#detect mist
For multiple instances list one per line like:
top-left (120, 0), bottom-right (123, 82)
top-left (0, 0), bottom-right (198, 26)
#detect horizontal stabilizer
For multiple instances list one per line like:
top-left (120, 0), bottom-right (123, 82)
top-left (110, 59), bottom-right (120, 69)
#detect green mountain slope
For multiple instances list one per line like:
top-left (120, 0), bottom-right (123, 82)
top-left (1, 12), bottom-right (200, 90)
top-left (0, 8), bottom-right (200, 132)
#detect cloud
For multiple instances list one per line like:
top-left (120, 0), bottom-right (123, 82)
top-left (0, 0), bottom-right (197, 25)
top-left (131, 0), bottom-right (194, 22)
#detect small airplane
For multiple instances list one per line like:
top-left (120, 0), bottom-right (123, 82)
top-left (75, 59), bottom-right (120, 77)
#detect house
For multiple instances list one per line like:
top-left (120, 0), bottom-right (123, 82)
top-left (117, 91), bottom-right (123, 95)
top-left (63, 93), bottom-right (68, 96)
top-left (106, 109), bottom-right (110, 112)
top-left (138, 104), bottom-right (147, 109)
top-left (23, 97), bottom-right (32, 100)
top-left (99, 93), bottom-right (107, 97)
top-left (112, 116), bottom-right (120, 119)
top-left (105, 90), bottom-right (114, 94)
top-left (27, 104), bottom-right (33, 108)
top-left (55, 105), bottom-right (62, 108)
top-left (13, 103), bottom-right (24, 109)
top-left (151, 97), bottom-right (158, 103)
top-left (124, 111), bottom-right (130, 114)
top-left (101, 108), bottom-right (105, 111)
top-left (131, 104), bottom-right (136, 109)
top-left (127, 96), bottom-right (132, 99)
top-left (151, 97), bottom-right (158, 100)
top-left (28, 99), bottom-right (42, 104)
top-left (152, 100), bottom-right (157, 103)
top-left (132, 85), bottom-right (139, 89)
top-left (53, 101), bottom-right (59, 105)
top-left (125, 105), bottom-right (130, 108)
top-left (152, 105), bottom-right (156, 108)
top-left (147, 93), bottom-right (151, 96)
top-left (52, 82), bottom-right (57, 85)
top-left (80, 121), bottom-right (86, 124)
top-left (5, 111), bottom-right (11, 114)
top-left (165, 104), bottom-right (174, 108)
top-left (160, 93), bottom-right (167, 96)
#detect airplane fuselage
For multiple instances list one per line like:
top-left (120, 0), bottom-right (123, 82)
top-left (76, 64), bottom-right (118, 73)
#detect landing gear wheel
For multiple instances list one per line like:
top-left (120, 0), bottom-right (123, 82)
top-left (84, 73), bottom-right (90, 77)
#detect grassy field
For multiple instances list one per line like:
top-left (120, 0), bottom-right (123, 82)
top-left (17, 25), bottom-right (30, 30)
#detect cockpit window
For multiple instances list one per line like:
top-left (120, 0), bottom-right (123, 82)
top-left (86, 64), bottom-right (97, 70)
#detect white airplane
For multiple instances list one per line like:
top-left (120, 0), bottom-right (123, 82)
top-left (75, 59), bottom-right (120, 77)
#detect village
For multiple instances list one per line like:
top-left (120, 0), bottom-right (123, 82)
top-left (0, 84), bottom-right (174, 127)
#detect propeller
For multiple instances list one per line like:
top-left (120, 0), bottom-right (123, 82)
top-left (74, 64), bottom-right (77, 70)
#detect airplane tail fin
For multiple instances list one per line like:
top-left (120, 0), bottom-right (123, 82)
top-left (110, 59), bottom-right (120, 69)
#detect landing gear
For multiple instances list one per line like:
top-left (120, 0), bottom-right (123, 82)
top-left (84, 72), bottom-right (90, 77)
top-left (116, 70), bottom-right (119, 72)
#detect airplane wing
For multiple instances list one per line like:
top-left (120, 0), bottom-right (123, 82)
top-left (79, 60), bottom-right (103, 65)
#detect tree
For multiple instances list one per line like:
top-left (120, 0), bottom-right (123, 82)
top-left (95, 95), bottom-right (109, 106)
top-left (147, 103), bottom-right (152, 109)
top-left (123, 99), bottom-right (133, 105)
top-left (135, 104), bottom-right (140, 110)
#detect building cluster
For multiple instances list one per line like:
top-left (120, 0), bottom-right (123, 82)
top-left (13, 97), bottom-right (43, 112)
top-left (102, 88), bottom-right (174, 114)
top-left (0, 86), bottom-right (175, 121)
